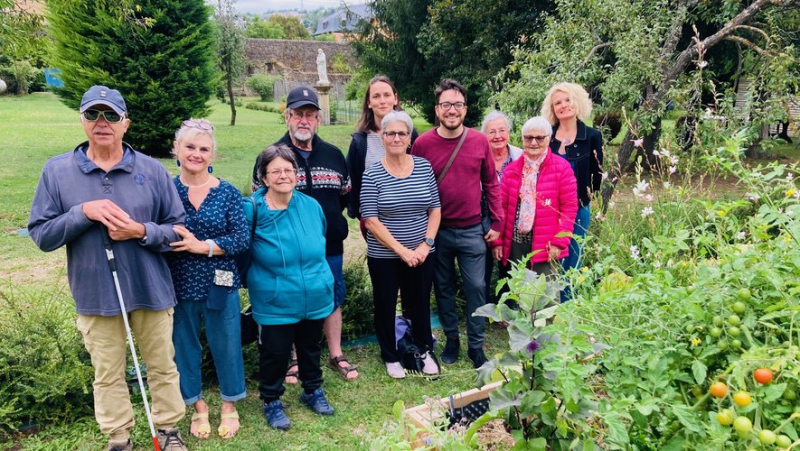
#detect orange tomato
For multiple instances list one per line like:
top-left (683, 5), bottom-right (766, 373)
top-left (710, 382), bottom-right (728, 398)
top-left (733, 391), bottom-right (751, 407)
top-left (754, 368), bottom-right (773, 385)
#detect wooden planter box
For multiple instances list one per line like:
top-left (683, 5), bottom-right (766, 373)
top-left (403, 380), bottom-right (503, 447)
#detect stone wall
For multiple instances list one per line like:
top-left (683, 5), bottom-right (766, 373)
top-left (244, 39), bottom-right (357, 101)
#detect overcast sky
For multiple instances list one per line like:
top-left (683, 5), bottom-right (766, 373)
top-left (235, 0), bottom-right (365, 14)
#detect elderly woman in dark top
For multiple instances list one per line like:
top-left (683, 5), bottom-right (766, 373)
top-left (361, 111), bottom-right (441, 379)
top-left (541, 82), bottom-right (603, 301)
top-left (480, 111), bottom-right (523, 302)
top-left (347, 75), bottom-right (418, 234)
top-left (167, 119), bottom-right (249, 440)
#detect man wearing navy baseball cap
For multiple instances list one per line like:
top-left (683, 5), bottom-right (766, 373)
top-left (28, 85), bottom-right (188, 450)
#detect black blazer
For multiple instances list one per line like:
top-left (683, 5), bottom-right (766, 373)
top-left (550, 120), bottom-right (603, 207)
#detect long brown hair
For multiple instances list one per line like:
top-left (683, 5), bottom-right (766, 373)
top-left (356, 75), bottom-right (401, 133)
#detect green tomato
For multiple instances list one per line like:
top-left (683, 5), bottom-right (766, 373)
top-left (784, 388), bottom-right (797, 401)
top-left (737, 288), bottom-right (752, 302)
top-left (728, 314), bottom-right (741, 326)
top-left (728, 326), bottom-right (741, 337)
top-left (732, 339), bottom-right (742, 349)
top-left (685, 323), bottom-right (695, 334)
top-left (733, 416), bottom-right (752, 434)
top-left (733, 301), bottom-right (747, 314)
top-left (776, 435), bottom-right (792, 448)
top-left (692, 385), bottom-right (704, 397)
top-left (718, 340), bottom-right (729, 351)
top-left (758, 429), bottom-right (777, 446)
top-left (716, 409), bottom-right (735, 426)
top-left (710, 327), bottom-right (723, 338)
top-left (713, 316), bottom-right (724, 327)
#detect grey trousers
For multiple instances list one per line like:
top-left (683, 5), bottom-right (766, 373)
top-left (433, 223), bottom-right (487, 350)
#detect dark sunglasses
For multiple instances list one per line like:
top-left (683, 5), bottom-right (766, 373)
top-left (82, 109), bottom-right (125, 123)
top-left (182, 119), bottom-right (214, 131)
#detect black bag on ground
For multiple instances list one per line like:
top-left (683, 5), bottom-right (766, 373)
top-left (395, 317), bottom-right (425, 373)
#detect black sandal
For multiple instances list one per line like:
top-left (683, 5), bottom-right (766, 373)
top-left (285, 359), bottom-right (299, 385)
top-left (327, 355), bottom-right (359, 380)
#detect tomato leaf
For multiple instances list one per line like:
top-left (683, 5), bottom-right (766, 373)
top-left (691, 359), bottom-right (707, 385)
top-left (761, 382), bottom-right (786, 403)
top-left (671, 404), bottom-right (703, 433)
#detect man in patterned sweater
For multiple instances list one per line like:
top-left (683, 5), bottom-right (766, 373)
top-left (251, 86), bottom-right (357, 381)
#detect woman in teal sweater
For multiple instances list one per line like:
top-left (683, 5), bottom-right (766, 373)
top-left (245, 144), bottom-right (335, 431)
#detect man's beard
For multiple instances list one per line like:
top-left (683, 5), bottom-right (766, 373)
top-left (292, 128), bottom-right (314, 143)
top-left (439, 116), bottom-right (463, 131)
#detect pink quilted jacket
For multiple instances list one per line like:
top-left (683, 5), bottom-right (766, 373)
top-left (492, 151), bottom-right (578, 266)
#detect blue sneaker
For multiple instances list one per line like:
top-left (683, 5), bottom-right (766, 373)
top-left (262, 400), bottom-right (290, 430)
top-left (299, 388), bottom-right (334, 416)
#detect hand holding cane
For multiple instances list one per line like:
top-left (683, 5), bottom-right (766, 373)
top-left (101, 227), bottom-right (161, 451)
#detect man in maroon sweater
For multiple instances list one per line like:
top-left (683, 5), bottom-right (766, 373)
top-left (411, 79), bottom-right (502, 368)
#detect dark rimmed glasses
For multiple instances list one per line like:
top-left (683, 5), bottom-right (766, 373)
top-left (383, 131), bottom-right (409, 139)
top-left (82, 109), bottom-right (126, 123)
top-left (523, 135), bottom-right (550, 144)
top-left (437, 101), bottom-right (466, 111)
top-left (182, 119), bottom-right (214, 131)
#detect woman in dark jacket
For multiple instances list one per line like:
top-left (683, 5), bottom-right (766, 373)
top-left (541, 82), bottom-right (603, 301)
top-left (346, 75), bottom-right (418, 228)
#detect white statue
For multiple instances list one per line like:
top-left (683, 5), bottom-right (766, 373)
top-left (316, 49), bottom-right (329, 85)
top-left (0, 79), bottom-right (6, 94)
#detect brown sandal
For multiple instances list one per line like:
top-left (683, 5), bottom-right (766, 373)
top-left (327, 355), bottom-right (359, 380)
top-left (285, 359), bottom-right (299, 385)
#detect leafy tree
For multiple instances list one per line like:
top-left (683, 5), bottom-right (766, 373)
top-left (244, 16), bottom-right (284, 39)
top-left (267, 15), bottom-right (311, 40)
top-left (46, 0), bottom-right (217, 157)
top-left (493, 0), bottom-right (800, 206)
top-left (354, 0), bottom-right (553, 125)
top-left (214, 0), bottom-right (245, 125)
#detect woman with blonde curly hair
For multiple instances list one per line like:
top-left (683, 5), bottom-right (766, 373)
top-left (541, 83), bottom-right (603, 301)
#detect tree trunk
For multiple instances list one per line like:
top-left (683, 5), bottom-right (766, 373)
top-left (227, 73), bottom-right (236, 126)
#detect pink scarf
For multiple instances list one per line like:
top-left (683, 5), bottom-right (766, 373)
top-left (517, 152), bottom-right (547, 234)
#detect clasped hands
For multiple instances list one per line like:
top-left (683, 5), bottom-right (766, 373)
top-left (400, 244), bottom-right (429, 268)
top-left (82, 199), bottom-right (144, 241)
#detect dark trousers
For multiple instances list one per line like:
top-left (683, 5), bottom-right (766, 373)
top-left (368, 256), bottom-right (434, 363)
top-left (433, 224), bottom-right (487, 350)
top-left (257, 319), bottom-right (324, 402)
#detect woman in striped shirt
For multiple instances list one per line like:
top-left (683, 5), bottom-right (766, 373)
top-left (361, 111), bottom-right (442, 379)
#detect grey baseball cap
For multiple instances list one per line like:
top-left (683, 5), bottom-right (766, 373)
top-left (80, 85), bottom-right (127, 114)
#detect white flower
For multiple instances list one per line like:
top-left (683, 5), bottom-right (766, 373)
top-left (699, 61), bottom-right (708, 68)
top-left (630, 245), bottom-right (640, 260)
top-left (660, 149), bottom-right (671, 157)
top-left (653, 260), bottom-right (662, 269)
top-left (787, 173), bottom-right (794, 182)
top-left (601, 171), bottom-right (608, 180)
top-left (645, 194), bottom-right (653, 202)
top-left (746, 193), bottom-right (761, 202)
top-left (669, 166), bottom-right (677, 174)
top-left (595, 211), bottom-right (605, 221)
top-left (794, 191), bottom-right (800, 200)
top-left (609, 201), bottom-right (616, 208)
top-left (633, 138), bottom-right (644, 148)
top-left (653, 150), bottom-right (661, 157)
top-left (641, 206), bottom-right (654, 217)
top-left (633, 180), bottom-right (650, 197)
top-left (670, 155), bottom-right (679, 165)
top-left (663, 181), bottom-right (671, 189)
top-left (736, 231), bottom-right (746, 240)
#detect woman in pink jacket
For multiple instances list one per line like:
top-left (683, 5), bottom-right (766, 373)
top-left (491, 116), bottom-right (578, 285)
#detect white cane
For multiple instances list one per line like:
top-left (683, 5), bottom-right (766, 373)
top-left (102, 228), bottom-right (161, 451)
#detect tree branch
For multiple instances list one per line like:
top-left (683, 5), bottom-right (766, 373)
top-left (725, 35), bottom-right (769, 55)
top-left (579, 42), bottom-right (612, 68)
top-left (732, 24), bottom-right (771, 43)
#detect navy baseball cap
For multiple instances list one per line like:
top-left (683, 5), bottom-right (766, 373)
top-left (80, 85), bottom-right (127, 114)
top-left (286, 86), bottom-right (320, 110)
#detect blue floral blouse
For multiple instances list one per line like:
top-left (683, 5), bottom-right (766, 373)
top-left (167, 177), bottom-right (249, 302)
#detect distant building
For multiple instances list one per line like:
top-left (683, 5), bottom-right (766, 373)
top-left (313, 4), bottom-right (373, 43)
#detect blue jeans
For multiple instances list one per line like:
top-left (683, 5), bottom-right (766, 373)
top-left (433, 224), bottom-right (487, 350)
top-left (326, 254), bottom-right (346, 309)
top-left (561, 205), bottom-right (591, 302)
top-left (173, 291), bottom-right (246, 404)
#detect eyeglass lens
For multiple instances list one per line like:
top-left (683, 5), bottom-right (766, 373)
top-left (182, 119), bottom-right (213, 131)
top-left (523, 135), bottom-right (548, 143)
top-left (384, 131), bottom-right (409, 139)
top-left (438, 102), bottom-right (466, 110)
top-left (83, 109), bottom-right (123, 123)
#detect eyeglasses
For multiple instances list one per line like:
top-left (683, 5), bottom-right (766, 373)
top-left (289, 111), bottom-right (318, 121)
top-left (437, 102), bottom-right (466, 111)
top-left (268, 168), bottom-right (297, 177)
top-left (383, 131), bottom-right (409, 139)
top-left (486, 129), bottom-right (508, 137)
top-left (523, 135), bottom-right (550, 144)
top-left (182, 119), bottom-right (213, 131)
top-left (82, 109), bottom-right (125, 123)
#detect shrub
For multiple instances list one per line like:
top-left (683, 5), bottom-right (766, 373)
top-left (0, 285), bottom-right (94, 433)
top-left (245, 101), bottom-right (279, 113)
top-left (340, 256), bottom-right (374, 342)
top-left (245, 74), bottom-right (279, 101)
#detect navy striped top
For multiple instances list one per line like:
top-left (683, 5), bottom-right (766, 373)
top-left (361, 156), bottom-right (441, 258)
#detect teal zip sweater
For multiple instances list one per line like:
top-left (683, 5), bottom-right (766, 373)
top-left (244, 188), bottom-right (334, 325)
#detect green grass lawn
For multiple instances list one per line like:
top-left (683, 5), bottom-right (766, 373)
top-left (0, 93), bottom-right (493, 450)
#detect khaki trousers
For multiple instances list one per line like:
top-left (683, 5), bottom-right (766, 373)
top-left (77, 308), bottom-right (185, 440)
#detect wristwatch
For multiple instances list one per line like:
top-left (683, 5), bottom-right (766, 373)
top-left (423, 237), bottom-right (435, 246)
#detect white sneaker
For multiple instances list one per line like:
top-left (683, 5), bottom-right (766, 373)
top-left (386, 362), bottom-right (405, 379)
top-left (421, 352), bottom-right (440, 375)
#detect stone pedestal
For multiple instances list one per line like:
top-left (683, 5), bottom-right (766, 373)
top-left (316, 82), bottom-right (332, 126)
